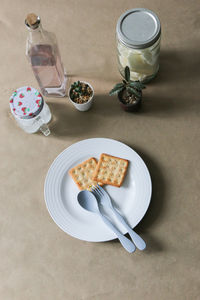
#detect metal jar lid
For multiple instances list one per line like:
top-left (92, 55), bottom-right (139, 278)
top-left (9, 86), bottom-right (44, 119)
top-left (116, 8), bottom-right (161, 49)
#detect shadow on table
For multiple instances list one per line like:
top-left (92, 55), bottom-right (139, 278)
top-left (139, 49), bottom-right (200, 116)
top-left (92, 92), bottom-right (194, 121)
top-left (48, 101), bottom-right (100, 137)
top-left (107, 145), bottom-right (167, 252)
top-left (137, 49), bottom-right (199, 116)
top-left (139, 92), bottom-right (192, 117)
top-left (132, 145), bottom-right (167, 252)
top-left (92, 94), bottom-right (122, 115)
top-left (47, 95), bottom-right (123, 138)
top-left (151, 49), bottom-right (200, 85)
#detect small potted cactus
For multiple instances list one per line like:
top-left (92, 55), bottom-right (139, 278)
top-left (68, 81), bottom-right (94, 111)
top-left (109, 66), bottom-right (146, 112)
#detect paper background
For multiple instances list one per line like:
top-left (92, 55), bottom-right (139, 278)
top-left (0, 0), bottom-right (200, 299)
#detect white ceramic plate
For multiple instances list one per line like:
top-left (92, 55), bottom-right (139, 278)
top-left (44, 138), bottom-right (152, 242)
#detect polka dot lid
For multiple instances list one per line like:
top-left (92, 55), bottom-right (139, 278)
top-left (9, 86), bottom-right (44, 119)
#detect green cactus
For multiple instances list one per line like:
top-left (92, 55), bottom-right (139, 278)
top-left (70, 81), bottom-right (93, 104)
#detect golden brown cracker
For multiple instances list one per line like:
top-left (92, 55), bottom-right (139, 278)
top-left (69, 157), bottom-right (102, 190)
top-left (92, 153), bottom-right (129, 187)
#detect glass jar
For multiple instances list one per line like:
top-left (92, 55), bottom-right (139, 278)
top-left (9, 86), bottom-right (51, 136)
top-left (116, 8), bottom-right (161, 82)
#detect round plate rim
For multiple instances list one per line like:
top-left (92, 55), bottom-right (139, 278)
top-left (44, 138), bottom-right (152, 242)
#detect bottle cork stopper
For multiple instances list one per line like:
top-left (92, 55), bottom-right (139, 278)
top-left (26, 13), bottom-right (38, 26)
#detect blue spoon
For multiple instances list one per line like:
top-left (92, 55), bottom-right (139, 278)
top-left (77, 190), bottom-right (136, 253)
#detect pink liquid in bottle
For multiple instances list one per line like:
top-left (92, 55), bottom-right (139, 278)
top-left (29, 44), bottom-right (66, 97)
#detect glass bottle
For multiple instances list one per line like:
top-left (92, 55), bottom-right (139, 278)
top-left (116, 8), bottom-right (161, 83)
top-left (25, 13), bottom-right (67, 97)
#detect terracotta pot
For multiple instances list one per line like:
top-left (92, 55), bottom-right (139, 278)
top-left (118, 89), bottom-right (142, 112)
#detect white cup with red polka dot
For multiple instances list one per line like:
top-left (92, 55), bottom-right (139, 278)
top-left (9, 86), bottom-right (51, 136)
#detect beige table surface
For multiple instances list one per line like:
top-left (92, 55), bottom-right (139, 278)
top-left (1, 0), bottom-right (200, 299)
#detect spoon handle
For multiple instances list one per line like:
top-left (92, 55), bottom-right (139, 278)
top-left (110, 207), bottom-right (146, 250)
top-left (100, 214), bottom-right (136, 253)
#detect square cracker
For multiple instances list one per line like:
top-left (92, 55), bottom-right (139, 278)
top-left (68, 157), bottom-right (102, 190)
top-left (92, 153), bottom-right (129, 187)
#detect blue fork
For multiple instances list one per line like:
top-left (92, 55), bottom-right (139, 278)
top-left (92, 185), bottom-right (146, 250)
